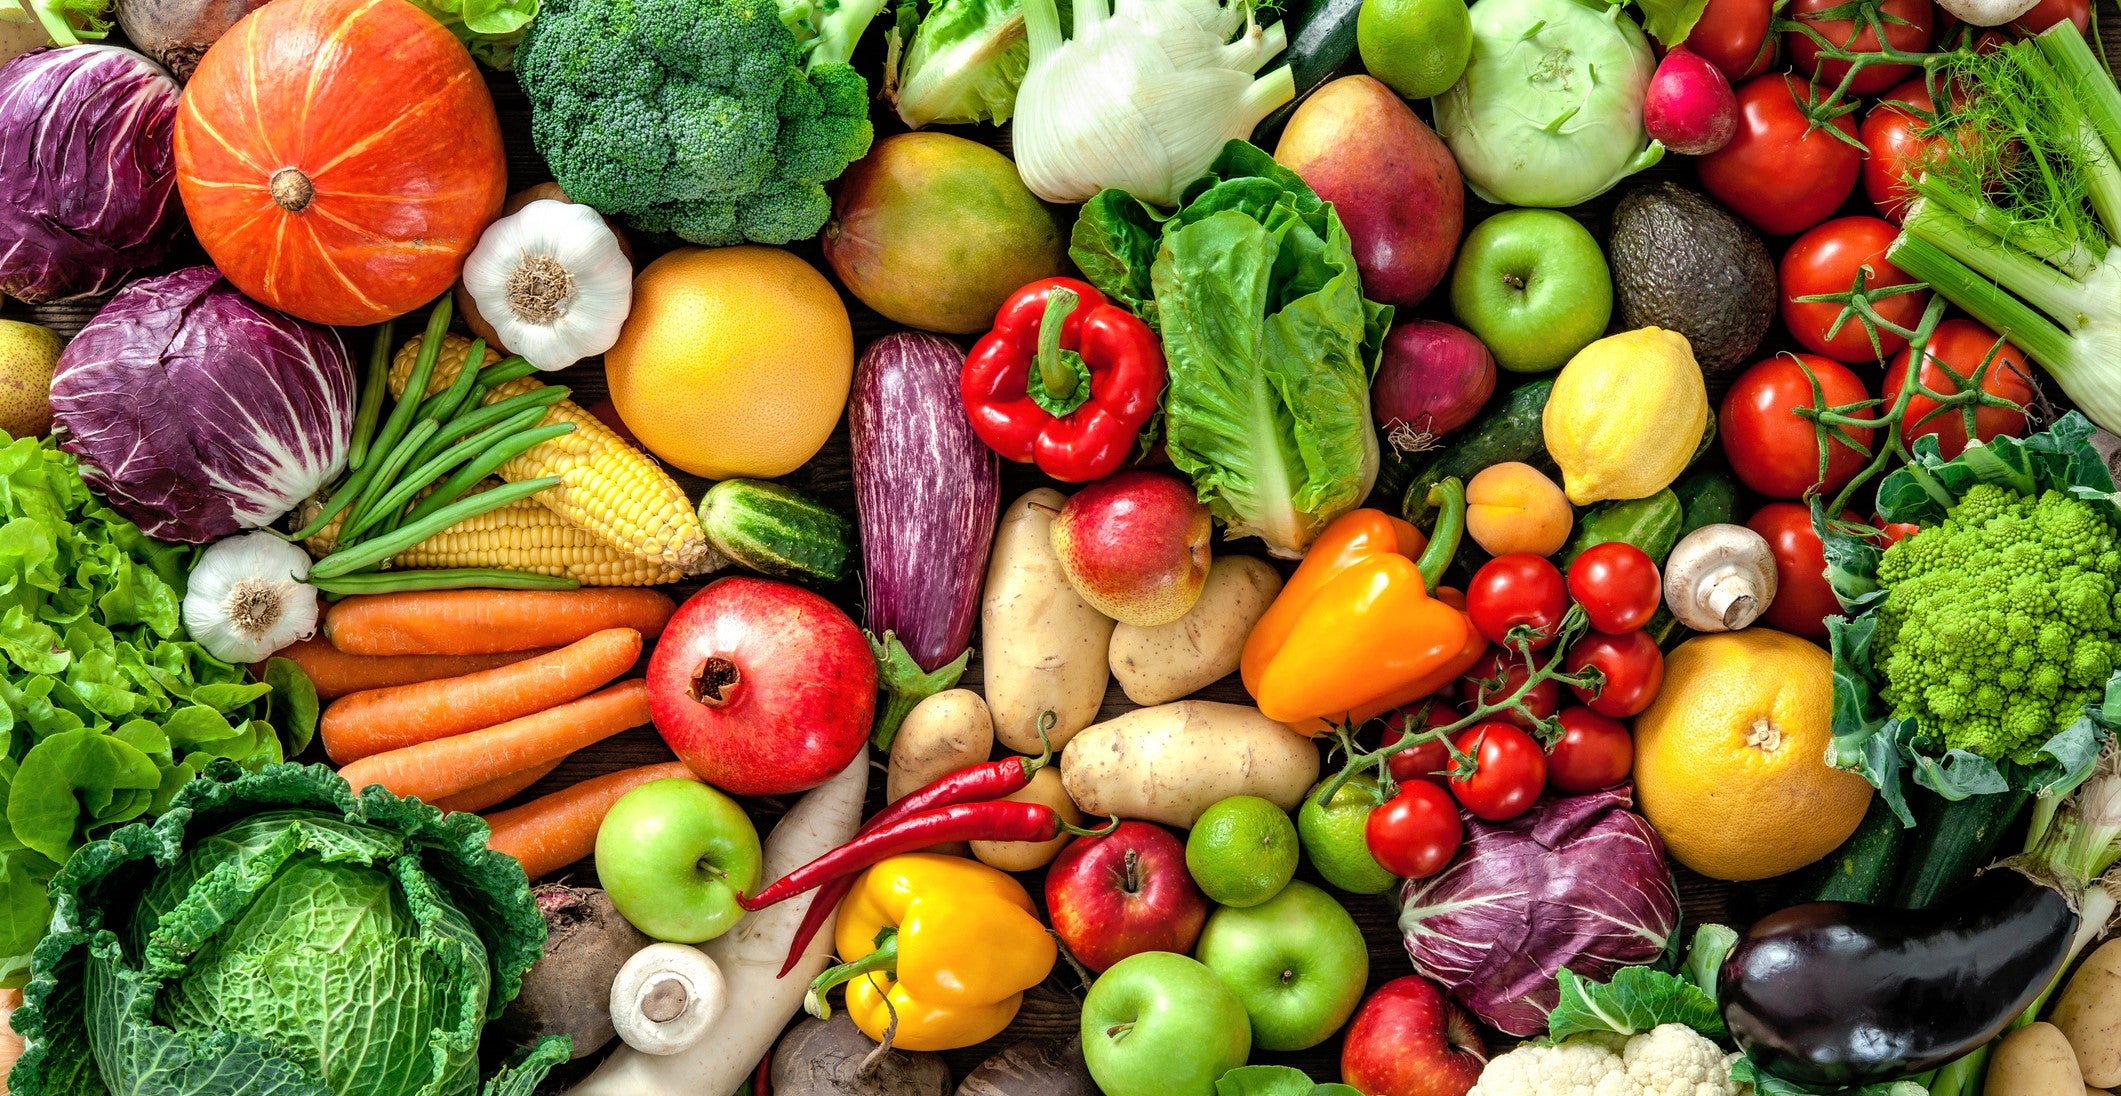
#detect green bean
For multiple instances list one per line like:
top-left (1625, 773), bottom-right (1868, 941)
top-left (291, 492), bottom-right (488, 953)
top-left (400, 424), bottom-right (575, 529)
top-left (336, 418), bottom-right (438, 547)
top-left (339, 406), bottom-right (553, 543)
top-left (310, 476), bottom-right (562, 579)
top-left (311, 568), bottom-right (580, 595)
top-left (286, 443), bottom-right (388, 542)
top-left (347, 319), bottom-right (394, 472)
top-left (471, 357), bottom-right (538, 395)
top-left (404, 386), bottom-right (568, 472)
top-left (363, 297), bottom-right (452, 484)
top-left (414, 338), bottom-right (489, 426)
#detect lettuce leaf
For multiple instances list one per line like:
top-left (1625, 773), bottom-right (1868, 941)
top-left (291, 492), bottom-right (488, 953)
top-left (890, 0), bottom-right (1060, 127)
top-left (1545, 925), bottom-right (1738, 1042)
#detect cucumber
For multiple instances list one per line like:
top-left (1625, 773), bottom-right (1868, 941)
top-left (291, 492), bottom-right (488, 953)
top-left (1563, 489), bottom-right (1683, 566)
top-left (1892, 786), bottom-right (2033, 909)
top-left (1252, 0), bottom-right (1363, 141)
top-left (1684, 407), bottom-right (1719, 470)
top-left (1402, 379), bottom-right (1553, 526)
top-left (1794, 795), bottom-right (1910, 904)
top-left (1672, 468), bottom-right (1740, 535)
top-left (697, 479), bottom-right (856, 584)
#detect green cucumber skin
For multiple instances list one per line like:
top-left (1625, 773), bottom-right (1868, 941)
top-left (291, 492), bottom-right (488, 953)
top-left (1892, 787), bottom-right (2034, 909)
top-left (698, 479), bottom-right (855, 584)
top-left (1401, 379), bottom-right (1554, 526)
top-left (1672, 469), bottom-right (1741, 535)
top-left (1564, 490), bottom-right (1683, 567)
top-left (1253, 0), bottom-right (1364, 139)
top-left (1797, 795), bottom-right (1909, 904)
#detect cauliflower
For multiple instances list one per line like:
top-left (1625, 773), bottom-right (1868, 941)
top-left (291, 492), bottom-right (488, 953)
top-left (1468, 1023), bottom-right (1744, 1096)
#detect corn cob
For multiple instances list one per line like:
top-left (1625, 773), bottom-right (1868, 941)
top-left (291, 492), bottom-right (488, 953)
top-left (302, 487), bottom-right (689, 586)
top-left (388, 334), bottom-right (714, 571)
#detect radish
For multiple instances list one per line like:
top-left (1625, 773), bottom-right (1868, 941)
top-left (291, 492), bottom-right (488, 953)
top-left (1372, 320), bottom-right (1497, 454)
top-left (1644, 50), bottom-right (1739, 156)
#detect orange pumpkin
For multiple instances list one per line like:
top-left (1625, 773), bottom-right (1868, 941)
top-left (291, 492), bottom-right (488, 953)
top-left (174, 0), bottom-right (506, 326)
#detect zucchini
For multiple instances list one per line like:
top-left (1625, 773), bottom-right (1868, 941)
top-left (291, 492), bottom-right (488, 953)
top-left (1252, 0), bottom-right (1363, 141)
top-left (1563, 489), bottom-right (1683, 566)
top-left (1794, 795), bottom-right (1910, 904)
top-left (1892, 786), bottom-right (2034, 909)
top-left (697, 479), bottom-right (856, 584)
top-left (1402, 379), bottom-right (1553, 526)
top-left (1672, 468), bottom-right (1740, 535)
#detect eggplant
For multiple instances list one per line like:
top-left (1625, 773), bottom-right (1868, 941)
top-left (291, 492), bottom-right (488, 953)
top-left (1720, 869), bottom-right (2078, 1086)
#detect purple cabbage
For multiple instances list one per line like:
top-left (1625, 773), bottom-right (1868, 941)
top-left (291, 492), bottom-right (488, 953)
top-left (50, 266), bottom-right (355, 543)
top-left (0, 45), bottom-right (183, 303)
top-left (1399, 786), bottom-right (1680, 1037)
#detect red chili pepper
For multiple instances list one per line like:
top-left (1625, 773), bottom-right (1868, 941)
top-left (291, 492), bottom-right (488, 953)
top-left (743, 801), bottom-right (1112, 912)
top-left (960, 277), bottom-right (1165, 483)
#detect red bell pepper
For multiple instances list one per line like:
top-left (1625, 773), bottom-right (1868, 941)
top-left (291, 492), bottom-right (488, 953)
top-left (960, 277), bottom-right (1165, 482)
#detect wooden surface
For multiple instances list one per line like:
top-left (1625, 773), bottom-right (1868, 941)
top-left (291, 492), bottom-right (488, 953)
top-left (9, 8), bottom-right (2121, 1087)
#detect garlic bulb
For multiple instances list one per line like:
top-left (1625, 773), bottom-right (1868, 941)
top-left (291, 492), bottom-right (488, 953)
top-left (462, 199), bottom-right (633, 372)
top-left (183, 532), bottom-right (319, 663)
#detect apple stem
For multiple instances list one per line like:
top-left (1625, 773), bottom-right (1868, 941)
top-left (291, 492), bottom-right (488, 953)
top-left (690, 657), bottom-right (741, 707)
top-left (1106, 1022), bottom-right (1135, 1042)
top-left (1121, 848), bottom-right (1141, 895)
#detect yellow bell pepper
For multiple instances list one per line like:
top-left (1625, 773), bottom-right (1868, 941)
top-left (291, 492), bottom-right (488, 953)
top-left (816, 853), bottom-right (1057, 1051)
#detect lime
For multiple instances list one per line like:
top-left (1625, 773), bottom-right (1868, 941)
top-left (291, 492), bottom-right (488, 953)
top-left (1186, 796), bottom-right (1300, 907)
top-left (1358, 0), bottom-right (1474, 101)
top-left (1298, 775), bottom-right (1398, 895)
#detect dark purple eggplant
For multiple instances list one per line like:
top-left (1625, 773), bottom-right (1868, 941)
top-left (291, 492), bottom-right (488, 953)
top-left (1719, 869), bottom-right (2078, 1086)
top-left (848, 331), bottom-right (1000, 748)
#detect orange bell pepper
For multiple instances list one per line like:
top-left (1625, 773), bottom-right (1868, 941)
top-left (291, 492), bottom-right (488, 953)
top-left (1241, 480), bottom-right (1485, 732)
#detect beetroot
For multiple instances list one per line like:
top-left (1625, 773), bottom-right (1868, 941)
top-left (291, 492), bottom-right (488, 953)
top-left (1644, 49), bottom-right (1739, 156)
top-left (1373, 320), bottom-right (1497, 453)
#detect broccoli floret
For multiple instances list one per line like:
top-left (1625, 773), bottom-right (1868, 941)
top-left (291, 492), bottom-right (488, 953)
top-left (515, 0), bottom-right (880, 247)
top-left (1874, 486), bottom-right (2121, 765)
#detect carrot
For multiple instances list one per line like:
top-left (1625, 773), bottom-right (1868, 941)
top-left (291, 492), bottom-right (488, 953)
top-left (320, 628), bottom-right (644, 764)
top-left (258, 639), bottom-right (558, 700)
top-left (336, 679), bottom-right (652, 803)
top-left (483, 761), bottom-right (700, 880)
top-left (324, 588), bottom-right (676, 656)
top-left (428, 759), bottom-right (562, 814)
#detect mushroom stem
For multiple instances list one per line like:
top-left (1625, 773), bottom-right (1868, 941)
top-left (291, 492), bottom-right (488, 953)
top-left (1664, 523), bottom-right (1779, 633)
top-left (1704, 582), bottom-right (1759, 630)
top-left (610, 943), bottom-right (727, 1056)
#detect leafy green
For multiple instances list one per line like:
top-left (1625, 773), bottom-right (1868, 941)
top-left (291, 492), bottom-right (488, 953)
top-left (890, 0), bottom-right (1059, 127)
top-left (1634, 0), bottom-right (1708, 48)
top-left (10, 761), bottom-right (563, 1096)
top-left (402, 0), bottom-right (539, 67)
top-left (1680, 923), bottom-right (1737, 997)
top-left (1729, 1054), bottom-right (1930, 1096)
top-left (1216, 1066), bottom-right (1363, 1096)
top-left (1547, 923), bottom-right (1736, 1041)
top-left (1072, 141), bottom-right (1389, 558)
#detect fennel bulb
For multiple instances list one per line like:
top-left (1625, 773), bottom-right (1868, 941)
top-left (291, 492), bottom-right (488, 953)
top-left (1013, 0), bottom-right (1294, 206)
top-left (892, 0), bottom-right (1040, 127)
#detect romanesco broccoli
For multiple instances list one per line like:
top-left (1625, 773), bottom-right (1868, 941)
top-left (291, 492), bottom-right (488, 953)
top-left (514, 0), bottom-right (881, 247)
top-left (1873, 482), bottom-right (2121, 764)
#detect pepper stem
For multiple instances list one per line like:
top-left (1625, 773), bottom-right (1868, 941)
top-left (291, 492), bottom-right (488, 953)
top-left (805, 929), bottom-right (900, 1020)
top-left (1035, 289), bottom-right (1082, 401)
top-left (1415, 477), bottom-right (1467, 591)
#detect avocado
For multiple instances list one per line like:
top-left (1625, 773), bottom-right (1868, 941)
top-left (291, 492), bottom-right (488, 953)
top-left (1607, 182), bottom-right (1776, 382)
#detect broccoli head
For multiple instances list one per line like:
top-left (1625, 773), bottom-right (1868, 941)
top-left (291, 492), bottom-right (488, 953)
top-left (1873, 483), bottom-right (2121, 764)
top-left (515, 0), bottom-right (879, 247)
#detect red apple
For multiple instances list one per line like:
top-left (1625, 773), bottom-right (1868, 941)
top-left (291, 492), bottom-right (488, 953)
top-left (1045, 821), bottom-right (1208, 972)
top-left (646, 576), bottom-right (876, 797)
top-left (1049, 471), bottom-right (1211, 627)
top-left (1342, 977), bottom-right (1488, 1096)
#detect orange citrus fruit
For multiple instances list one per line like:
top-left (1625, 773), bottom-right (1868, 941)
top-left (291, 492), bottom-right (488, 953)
top-left (605, 246), bottom-right (853, 479)
top-left (1631, 628), bottom-right (1873, 881)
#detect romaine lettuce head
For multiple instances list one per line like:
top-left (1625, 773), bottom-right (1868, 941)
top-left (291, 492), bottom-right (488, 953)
top-left (10, 762), bottom-right (566, 1096)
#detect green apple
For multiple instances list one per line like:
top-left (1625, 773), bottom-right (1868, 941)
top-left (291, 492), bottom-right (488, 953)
top-left (1194, 880), bottom-right (1370, 1052)
top-left (1082, 951), bottom-right (1251, 1096)
top-left (1449, 208), bottom-right (1613, 373)
top-left (594, 777), bottom-right (761, 943)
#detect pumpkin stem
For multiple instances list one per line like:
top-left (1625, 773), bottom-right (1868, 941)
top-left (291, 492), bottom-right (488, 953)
top-left (270, 168), bottom-right (315, 213)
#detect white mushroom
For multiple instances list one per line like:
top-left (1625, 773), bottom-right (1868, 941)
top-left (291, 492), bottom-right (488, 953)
top-left (609, 943), bottom-right (726, 1056)
top-left (1663, 524), bottom-right (1779, 632)
top-left (1935, 0), bottom-right (2039, 25)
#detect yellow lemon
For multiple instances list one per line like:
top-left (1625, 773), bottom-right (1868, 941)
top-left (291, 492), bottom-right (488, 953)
top-left (1543, 327), bottom-right (1707, 505)
top-left (1632, 629), bottom-right (1874, 881)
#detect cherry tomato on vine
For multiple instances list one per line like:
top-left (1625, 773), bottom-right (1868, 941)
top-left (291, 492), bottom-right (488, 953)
top-left (1784, 0), bottom-right (1934, 97)
top-left (1748, 503), bottom-right (1848, 640)
top-left (1882, 318), bottom-right (2035, 459)
top-left (1365, 781), bottom-right (1464, 878)
top-left (1721, 354), bottom-right (1876, 499)
top-left (1459, 649), bottom-right (1562, 733)
top-left (1699, 74), bottom-right (1863, 237)
top-left (1448, 722), bottom-right (1547, 821)
top-left (1780, 217), bottom-right (1931, 362)
top-left (1546, 707), bottom-right (1634, 794)
top-left (1567, 543), bottom-right (1661, 634)
top-left (1874, 517), bottom-right (1922, 545)
top-left (1565, 631), bottom-right (1665, 718)
top-left (1861, 79), bottom-right (1949, 224)
top-left (1689, 0), bottom-right (1777, 81)
top-left (1383, 703), bottom-right (1459, 785)
top-left (1466, 554), bottom-right (1569, 650)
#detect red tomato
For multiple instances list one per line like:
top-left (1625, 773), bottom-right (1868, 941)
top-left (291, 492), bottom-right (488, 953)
top-left (1546, 707), bottom-right (1634, 794)
top-left (2014, 0), bottom-right (2089, 33)
top-left (1567, 543), bottom-right (1662, 634)
top-left (1448, 722), bottom-right (1547, 821)
top-left (1459, 649), bottom-right (1562, 732)
top-left (1785, 0), bottom-right (1934, 96)
top-left (1382, 703), bottom-right (1459, 785)
top-left (1721, 354), bottom-right (1876, 499)
top-left (1874, 517), bottom-right (1921, 544)
top-left (1882, 319), bottom-right (2035, 459)
top-left (1565, 632), bottom-right (1665, 718)
top-left (1780, 217), bottom-right (1931, 362)
top-left (1699, 75), bottom-right (1863, 237)
top-left (1466, 554), bottom-right (1569, 651)
top-left (1690, 0), bottom-right (1777, 81)
top-left (1861, 79), bottom-right (1947, 224)
top-left (1748, 502), bottom-right (1855, 639)
top-left (1365, 782), bottom-right (1464, 878)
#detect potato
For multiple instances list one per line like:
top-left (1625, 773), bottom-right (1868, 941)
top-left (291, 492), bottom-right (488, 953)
top-left (1109, 556), bottom-right (1282, 706)
top-left (983, 489), bottom-right (1115, 753)
top-left (2054, 939), bottom-right (2121, 1086)
top-left (971, 766), bottom-right (1080, 872)
top-left (1060, 701), bottom-right (1319, 828)
top-left (889, 689), bottom-right (995, 803)
top-left (1988, 1022), bottom-right (2086, 1096)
